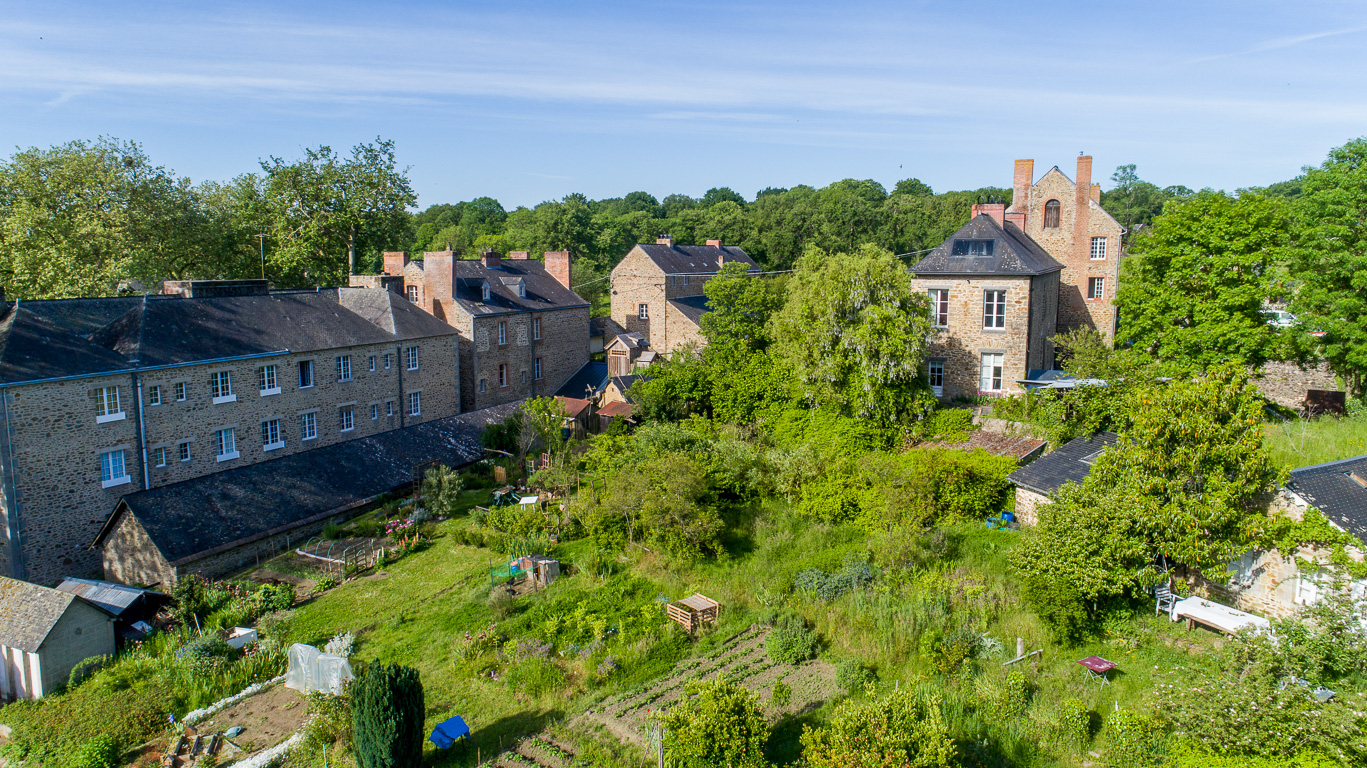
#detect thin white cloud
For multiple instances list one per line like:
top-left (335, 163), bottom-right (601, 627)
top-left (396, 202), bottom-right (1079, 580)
top-left (1190, 24), bottom-right (1367, 63)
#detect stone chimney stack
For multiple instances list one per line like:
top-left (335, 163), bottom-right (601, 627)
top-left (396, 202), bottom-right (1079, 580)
top-left (480, 250), bottom-right (502, 269)
top-left (507, 251), bottom-right (529, 260)
top-left (1072, 155), bottom-right (1094, 267)
top-left (1090, 183), bottom-right (1102, 204)
top-left (970, 202), bottom-right (1006, 227)
top-left (383, 251), bottom-right (410, 276)
top-left (656, 235), bottom-right (674, 246)
top-left (544, 250), bottom-right (572, 290)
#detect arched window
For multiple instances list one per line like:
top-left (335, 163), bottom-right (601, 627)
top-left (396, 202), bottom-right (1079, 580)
top-left (1044, 199), bottom-right (1061, 229)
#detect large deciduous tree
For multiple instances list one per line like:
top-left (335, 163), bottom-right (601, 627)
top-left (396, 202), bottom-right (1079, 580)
top-left (254, 137), bottom-right (415, 287)
top-left (700, 262), bottom-right (782, 357)
top-left (772, 244), bottom-right (936, 427)
top-left (1115, 190), bottom-right (1288, 370)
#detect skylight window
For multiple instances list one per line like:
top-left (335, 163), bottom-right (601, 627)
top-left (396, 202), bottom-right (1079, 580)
top-left (951, 239), bottom-right (994, 257)
top-left (1080, 449), bottom-right (1105, 465)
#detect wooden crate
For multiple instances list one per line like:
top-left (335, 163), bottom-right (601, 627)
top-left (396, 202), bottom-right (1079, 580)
top-left (666, 593), bottom-right (721, 633)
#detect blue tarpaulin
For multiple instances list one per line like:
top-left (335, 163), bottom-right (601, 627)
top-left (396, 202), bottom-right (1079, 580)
top-left (429, 716), bottom-right (470, 749)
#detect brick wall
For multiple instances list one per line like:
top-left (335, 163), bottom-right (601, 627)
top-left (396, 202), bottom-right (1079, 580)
top-left (910, 275), bottom-right (1035, 400)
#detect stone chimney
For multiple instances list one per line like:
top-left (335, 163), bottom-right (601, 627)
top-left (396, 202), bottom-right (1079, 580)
top-left (383, 251), bottom-right (410, 276)
top-left (971, 203), bottom-right (1006, 227)
top-left (706, 239), bottom-right (722, 247)
top-left (507, 251), bottom-right (529, 260)
top-left (544, 250), bottom-right (572, 290)
top-left (479, 250), bottom-right (502, 269)
top-left (1010, 159), bottom-right (1034, 218)
top-left (656, 235), bottom-right (674, 246)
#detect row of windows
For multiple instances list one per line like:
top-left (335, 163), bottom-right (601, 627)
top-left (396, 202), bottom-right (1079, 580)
top-left (927, 281), bottom-right (1106, 331)
top-left (666, 275), bottom-right (691, 287)
top-left (99, 393), bottom-right (424, 486)
top-left (478, 358), bottom-right (544, 394)
top-left (96, 349), bottom-right (423, 421)
top-left (494, 318), bottom-right (542, 345)
top-left (923, 353), bottom-right (1006, 398)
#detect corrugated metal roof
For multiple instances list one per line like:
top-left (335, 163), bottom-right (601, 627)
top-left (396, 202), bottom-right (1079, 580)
top-left (55, 578), bottom-right (163, 616)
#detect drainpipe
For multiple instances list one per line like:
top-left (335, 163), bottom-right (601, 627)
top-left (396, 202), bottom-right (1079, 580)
top-left (397, 345), bottom-right (405, 428)
top-left (529, 315), bottom-right (537, 398)
top-left (135, 373), bottom-right (149, 490)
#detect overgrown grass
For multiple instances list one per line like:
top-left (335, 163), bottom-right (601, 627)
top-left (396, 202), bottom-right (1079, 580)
top-left (1264, 412), bottom-right (1367, 469)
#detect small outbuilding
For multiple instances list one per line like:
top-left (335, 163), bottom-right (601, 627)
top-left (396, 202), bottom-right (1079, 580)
top-left (0, 577), bottom-right (115, 699)
top-left (55, 577), bottom-right (167, 640)
top-left (1005, 432), bottom-right (1118, 525)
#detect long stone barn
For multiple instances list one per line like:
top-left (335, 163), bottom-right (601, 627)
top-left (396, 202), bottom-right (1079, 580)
top-left (93, 401), bottom-right (519, 587)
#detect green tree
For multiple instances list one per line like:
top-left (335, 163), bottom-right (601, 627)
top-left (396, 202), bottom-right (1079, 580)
top-left (700, 262), bottom-right (782, 357)
top-left (605, 451), bottom-right (722, 560)
top-left (420, 464), bottom-right (464, 518)
top-left (254, 137), bottom-right (415, 287)
top-left (1100, 164), bottom-right (1194, 236)
top-left (658, 676), bottom-right (768, 768)
top-left (350, 662), bottom-right (424, 768)
top-left (800, 688), bottom-right (955, 768)
top-left (773, 244), bottom-right (936, 427)
top-left (1115, 190), bottom-right (1288, 370)
top-left (518, 396), bottom-right (571, 461)
top-left (1287, 137), bottom-right (1367, 396)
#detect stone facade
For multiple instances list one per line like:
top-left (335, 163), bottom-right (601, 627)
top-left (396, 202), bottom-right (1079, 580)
top-left (1013, 487), bottom-right (1049, 526)
top-left (1007, 156), bottom-right (1124, 344)
top-left (609, 238), bottom-right (756, 355)
top-left (664, 304), bottom-right (707, 353)
top-left (459, 306), bottom-right (590, 412)
top-left (1256, 359), bottom-right (1339, 409)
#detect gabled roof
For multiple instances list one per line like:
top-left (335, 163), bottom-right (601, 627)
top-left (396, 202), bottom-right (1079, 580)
top-left (667, 294), bottom-right (711, 328)
top-left (555, 362), bottom-right (609, 398)
top-left (630, 244), bottom-right (756, 275)
top-left (1287, 455), bottom-right (1367, 545)
top-left (597, 401), bottom-right (635, 418)
top-left (557, 396), bottom-right (591, 419)
top-left (911, 214), bottom-right (1064, 277)
top-left (55, 578), bottom-right (165, 617)
top-left (608, 375), bottom-right (647, 403)
top-left (604, 332), bottom-right (648, 352)
top-left (0, 305), bottom-right (135, 384)
top-left (96, 402), bottom-right (521, 565)
top-left (422, 258), bottom-right (588, 317)
top-left (336, 287), bottom-right (458, 340)
top-left (1006, 432), bottom-right (1119, 496)
top-left (0, 576), bottom-right (102, 652)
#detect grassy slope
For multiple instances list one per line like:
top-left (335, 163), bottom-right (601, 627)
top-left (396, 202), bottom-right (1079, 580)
top-left (1264, 413), bottom-right (1367, 470)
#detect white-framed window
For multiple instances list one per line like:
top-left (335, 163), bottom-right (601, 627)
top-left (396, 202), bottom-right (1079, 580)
top-left (178, 441), bottom-right (191, 462)
top-left (928, 289), bottom-right (949, 328)
top-left (928, 359), bottom-right (945, 397)
top-left (99, 449), bottom-right (130, 488)
top-left (370, 403), bottom-right (379, 420)
top-left (148, 385), bottom-right (162, 406)
top-left (384, 353), bottom-right (392, 370)
top-left (498, 364), bottom-right (508, 388)
top-left (1297, 570), bottom-right (1324, 605)
top-left (518, 282), bottom-right (527, 299)
top-left (299, 360), bottom-right (314, 388)
top-left (211, 371), bottom-right (235, 403)
top-left (337, 355), bottom-right (352, 382)
top-left (216, 427), bottom-right (239, 461)
top-left (980, 352), bottom-right (1004, 392)
top-left (1088, 277), bottom-right (1105, 300)
top-left (1090, 236), bottom-right (1108, 260)
top-left (386, 400), bottom-right (395, 417)
top-left (638, 303), bottom-right (649, 319)
top-left (262, 419), bottom-right (283, 451)
top-left (406, 346), bottom-right (419, 370)
top-left (95, 385), bottom-right (124, 423)
top-left (259, 364), bottom-right (280, 395)
top-left (300, 412), bottom-right (317, 441)
top-left (481, 282), bottom-right (491, 301)
top-left (406, 285), bottom-right (418, 303)
top-left (532, 316), bottom-right (541, 340)
top-left (534, 357), bottom-right (543, 380)
top-left (174, 381), bottom-right (187, 401)
top-left (479, 379), bottom-right (487, 394)
top-left (368, 355), bottom-right (376, 372)
top-left (152, 446), bottom-right (167, 468)
top-left (983, 290), bottom-right (1006, 329)
top-left (339, 406), bottom-right (354, 432)
top-left (683, 275), bottom-right (690, 286)
top-left (498, 322), bottom-right (507, 346)
top-left (409, 392), bottom-right (421, 416)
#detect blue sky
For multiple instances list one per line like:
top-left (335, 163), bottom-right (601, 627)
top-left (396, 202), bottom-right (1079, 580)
top-left (2, 1), bottom-right (1366, 209)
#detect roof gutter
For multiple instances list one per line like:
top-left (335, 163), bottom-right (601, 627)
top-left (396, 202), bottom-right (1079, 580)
top-left (0, 349), bottom-right (292, 389)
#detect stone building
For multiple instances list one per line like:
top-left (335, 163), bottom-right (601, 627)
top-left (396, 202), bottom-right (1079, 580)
top-left (358, 250), bottom-right (590, 412)
top-left (910, 208), bottom-right (1062, 400)
top-left (0, 576), bottom-right (114, 699)
top-left (1005, 156), bottom-right (1124, 343)
top-left (0, 281), bottom-right (461, 584)
top-left (1005, 432), bottom-right (1118, 525)
top-left (609, 238), bottom-right (757, 355)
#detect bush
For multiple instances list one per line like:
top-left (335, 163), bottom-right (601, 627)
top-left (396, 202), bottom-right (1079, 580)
top-left (835, 658), bottom-right (876, 693)
top-left (794, 555), bottom-right (876, 601)
top-left (1057, 697), bottom-right (1089, 749)
top-left (351, 663), bottom-right (425, 768)
top-left (1104, 709), bottom-right (1166, 768)
top-left (771, 681), bottom-right (792, 707)
top-left (421, 464), bottom-right (464, 518)
top-left (312, 576), bottom-right (338, 594)
top-left (926, 627), bottom-right (976, 674)
top-left (488, 588), bottom-right (517, 619)
top-left (68, 735), bottom-right (120, 768)
top-left (658, 676), bottom-right (768, 768)
top-left (909, 408), bottom-right (975, 443)
top-left (255, 583), bottom-right (295, 613)
top-left (800, 688), bottom-right (954, 768)
top-left (767, 614), bottom-right (819, 665)
top-left (1000, 670), bottom-right (1030, 717)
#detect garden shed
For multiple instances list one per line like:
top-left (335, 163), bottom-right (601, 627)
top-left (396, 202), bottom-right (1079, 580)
top-left (1006, 432), bottom-right (1119, 525)
top-left (0, 577), bottom-right (114, 699)
top-left (55, 577), bottom-right (166, 639)
top-left (667, 593), bottom-right (721, 633)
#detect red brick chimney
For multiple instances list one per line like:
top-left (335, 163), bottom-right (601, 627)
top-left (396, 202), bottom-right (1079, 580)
top-left (480, 250), bottom-right (502, 269)
top-left (383, 251), bottom-right (410, 276)
top-left (1009, 159), bottom-right (1034, 220)
top-left (971, 203), bottom-right (1006, 227)
top-left (544, 250), bottom-right (572, 290)
top-left (656, 236), bottom-right (674, 246)
top-left (1090, 183), bottom-right (1102, 204)
top-left (421, 250), bottom-right (455, 306)
top-left (507, 251), bottom-right (529, 260)
top-left (706, 239), bottom-right (722, 247)
top-left (1072, 155), bottom-right (1094, 266)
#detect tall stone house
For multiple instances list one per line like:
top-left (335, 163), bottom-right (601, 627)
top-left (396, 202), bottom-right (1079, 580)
top-left (909, 208), bottom-right (1062, 400)
top-left (0, 281), bottom-right (461, 585)
top-left (356, 249), bottom-right (590, 411)
top-left (1006, 156), bottom-right (1124, 342)
top-left (609, 238), bottom-right (757, 355)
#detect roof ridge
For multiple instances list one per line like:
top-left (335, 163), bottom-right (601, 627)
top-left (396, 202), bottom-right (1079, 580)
top-left (1290, 454), bottom-right (1367, 475)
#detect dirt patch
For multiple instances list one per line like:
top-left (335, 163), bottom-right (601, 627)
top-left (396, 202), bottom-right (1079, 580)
top-left (244, 567), bottom-right (316, 594)
top-left (194, 683), bottom-right (309, 761)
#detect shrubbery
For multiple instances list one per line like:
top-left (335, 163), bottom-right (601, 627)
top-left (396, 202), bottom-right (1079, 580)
top-left (834, 658), bottom-right (876, 693)
top-left (794, 555), bottom-right (876, 601)
top-left (351, 663), bottom-right (425, 768)
top-left (767, 614), bottom-right (819, 665)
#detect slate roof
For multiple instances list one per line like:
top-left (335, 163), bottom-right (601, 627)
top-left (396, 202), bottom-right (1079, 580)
top-left (632, 243), bottom-right (757, 275)
top-left (415, 258), bottom-right (588, 318)
top-left (608, 375), bottom-right (647, 403)
top-left (1286, 455), bottom-right (1367, 544)
top-left (1006, 432), bottom-right (1119, 496)
top-left (554, 362), bottom-right (609, 398)
top-left (911, 214), bottom-right (1064, 277)
top-left (0, 576), bottom-right (88, 652)
top-left (55, 578), bottom-right (164, 617)
top-left (95, 402), bottom-right (520, 565)
top-left (0, 288), bottom-right (458, 385)
top-left (667, 295), bottom-right (711, 328)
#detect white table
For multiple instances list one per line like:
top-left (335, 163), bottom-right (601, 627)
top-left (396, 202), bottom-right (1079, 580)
top-left (1170, 596), bottom-right (1271, 635)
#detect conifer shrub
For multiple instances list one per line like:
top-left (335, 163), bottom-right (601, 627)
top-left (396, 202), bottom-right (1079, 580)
top-left (351, 663), bottom-right (425, 768)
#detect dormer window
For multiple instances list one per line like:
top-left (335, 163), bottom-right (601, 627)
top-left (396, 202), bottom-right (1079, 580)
top-left (481, 282), bottom-right (491, 301)
top-left (1044, 199), bottom-right (1061, 229)
top-left (518, 282), bottom-right (526, 299)
top-left (951, 239), bottom-right (994, 257)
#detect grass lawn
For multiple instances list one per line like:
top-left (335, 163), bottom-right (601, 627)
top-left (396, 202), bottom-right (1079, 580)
top-left (1264, 412), bottom-right (1367, 470)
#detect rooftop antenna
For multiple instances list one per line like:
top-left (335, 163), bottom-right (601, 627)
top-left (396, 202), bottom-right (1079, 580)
top-left (255, 232), bottom-right (269, 280)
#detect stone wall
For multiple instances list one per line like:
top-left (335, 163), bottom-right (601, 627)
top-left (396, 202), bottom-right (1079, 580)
top-left (664, 304), bottom-right (706, 354)
top-left (1257, 359), bottom-right (1338, 409)
top-left (910, 275), bottom-right (1034, 400)
top-left (102, 511), bottom-right (177, 587)
top-left (1013, 487), bottom-right (1050, 526)
top-left (461, 307), bottom-right (588, 411)
top-left (610, 248), bottom-right (666, 347)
